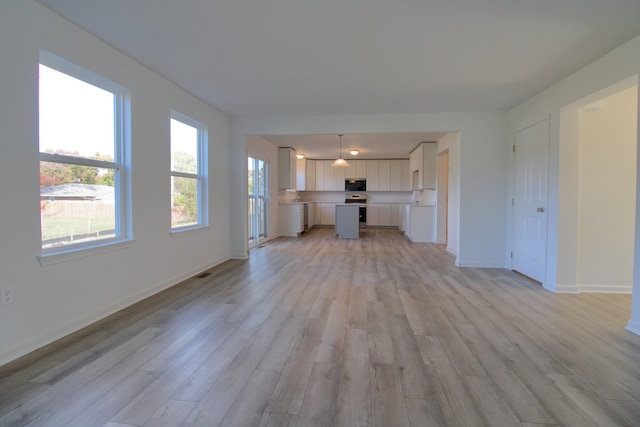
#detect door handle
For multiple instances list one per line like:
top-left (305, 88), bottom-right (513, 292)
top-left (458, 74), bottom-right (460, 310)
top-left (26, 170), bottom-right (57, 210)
top-left (536, 207), bottom-right (545, 212)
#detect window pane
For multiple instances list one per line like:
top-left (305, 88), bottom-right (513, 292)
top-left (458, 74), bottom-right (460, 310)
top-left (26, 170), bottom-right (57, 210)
top-left (39, 64), bottom-right (115, 160)
top-left (40, 162), bottom-right (116, 249)
top-left (171, 119), bottom-right (198, 174)
top-left (171, 176), bottom-right (198, 227)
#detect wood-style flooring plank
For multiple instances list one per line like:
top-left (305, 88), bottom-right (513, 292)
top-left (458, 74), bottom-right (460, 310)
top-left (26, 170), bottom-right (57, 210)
top-left (296, 362), bottom-right (341, 427)
top-left (180, 334), bottom-right (274, 427)
top-left (219, 369), bottom-right (280, 427)
top-left (335, 328), bottom-right (371, 427)
top-left (141, 399), bottom-right (196, 427)
top-left (370, 363), bottom-right (410, 427)
top-left (405, 398), bottom-right (447, 427)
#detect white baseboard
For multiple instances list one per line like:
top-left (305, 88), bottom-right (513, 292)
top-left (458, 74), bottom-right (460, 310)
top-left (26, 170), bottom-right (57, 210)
top-left (0, 256), bottom-right (228, 367)
top-left (553, 283), bottom-right (580, 293)
top-left (626, 319), bottom-right (640, 336)
top-left (454, 260), bottom-right (507, 268)
top-left (578, 284), bottom-right (632, 294)
top-left (230, 251), bottom-right (248, 259)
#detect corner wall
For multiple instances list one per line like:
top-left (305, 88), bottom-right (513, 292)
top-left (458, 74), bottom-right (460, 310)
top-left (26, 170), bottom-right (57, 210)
top-left (577, 86), bottom-right (637, 292)
top-left (0, 1), bottom-right (231, 365)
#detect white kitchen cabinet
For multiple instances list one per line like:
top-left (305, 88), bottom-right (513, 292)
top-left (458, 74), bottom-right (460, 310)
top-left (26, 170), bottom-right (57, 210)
top-left (404, 205), bottom-right (436, 242)
top-left (278, 147), bottom-right (296, 189)
top-left (409, 143), bottom-right (437, 190)
top-left (295, 158), bottom-right (305, 191)
top-left (366, 160), bottom-right (379, 191)
top-left (378, 160), bottom-right (391, 191)
top-left (366, 204), bottom-right (391, 226)
top-left (279, 204), bottom-right (303, 236)
top-left (410, 144), bottom-right (422, 175)
top-left (422, 143), bottom-right (437, 189)
top-left (315, 160), bottom-right (325, 190)
top-left (296, 158), bottom-right (317, 191)
top-left (344, 162), bottom-right (355, 180)
top-left (320, 204), bottom-right (336, 225)
top-left (390, 203), bottom-right (404, 227)
top-left (305, 159), bottom-right (316, 191)
top-left (333, 165), bottom-right (345, 191)
top-left (322, 160), bottom-right (337, 191)
top-left (314, 203), bottom-right (336, 225)
top-left (355, 160), bottom-right (367, 178)
top-left (366, 206), bottom-right (379, 226)
top-left (345, 159), bottom-right (367, 179)
top-left (378, 205), bottom-right (391, 226)
top-left (401, 159), bottom-right (411, 191)
top-left (305, 158), bottom-right (410, 192)
top-left (389, 160), bottom-right (402, 191)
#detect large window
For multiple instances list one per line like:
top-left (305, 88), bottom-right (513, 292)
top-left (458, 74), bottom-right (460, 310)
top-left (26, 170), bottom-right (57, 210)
top-left (39, 52), bottom-right (129, 253)
top-left (248, 156), bottom-right (268, 246)
top-left (170, 113), bottom-right (207, 229)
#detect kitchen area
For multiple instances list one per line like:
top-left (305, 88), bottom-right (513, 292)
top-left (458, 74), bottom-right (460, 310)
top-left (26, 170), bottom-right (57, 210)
top-left (277, 140), bottom-right (439, 242)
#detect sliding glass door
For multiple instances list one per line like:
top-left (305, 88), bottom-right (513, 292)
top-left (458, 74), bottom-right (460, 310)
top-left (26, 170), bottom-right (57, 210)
top-left (248, 156), bottom-right (268, 247)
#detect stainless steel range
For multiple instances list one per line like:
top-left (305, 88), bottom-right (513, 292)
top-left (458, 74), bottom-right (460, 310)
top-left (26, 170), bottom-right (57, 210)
top-left (345, 194), bottom-right (367, 226)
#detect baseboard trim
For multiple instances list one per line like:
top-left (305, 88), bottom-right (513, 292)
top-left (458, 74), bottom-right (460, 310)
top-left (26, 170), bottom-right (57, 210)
top-left (578, 284), bottom-right (632, 294)
top-left (626, 319), bottom-right (640, 336)
top-left (0, 256), bottom-right (229, 367)
top-left (554, 283), bottom-right (580, 293)
top-left (455, 260), bottom-right (507, 268)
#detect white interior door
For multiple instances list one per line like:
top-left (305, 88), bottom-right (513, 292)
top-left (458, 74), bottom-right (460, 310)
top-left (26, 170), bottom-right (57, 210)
top-left (512, 119), bottom-right (549, 282)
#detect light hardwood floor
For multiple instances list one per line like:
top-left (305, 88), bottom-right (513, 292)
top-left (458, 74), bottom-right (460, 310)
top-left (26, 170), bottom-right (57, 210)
top-left (1, 227), bottom-right (640, 426)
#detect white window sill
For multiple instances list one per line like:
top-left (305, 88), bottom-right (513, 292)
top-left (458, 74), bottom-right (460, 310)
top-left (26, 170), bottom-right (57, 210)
top-left (37, 238), bottom-right (135, 266)
top-left (170, 224), bottom-right (210, 238)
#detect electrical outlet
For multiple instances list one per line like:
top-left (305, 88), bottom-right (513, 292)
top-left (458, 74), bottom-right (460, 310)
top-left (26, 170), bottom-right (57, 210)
top-left (1, 288), bottom-right (12, 305)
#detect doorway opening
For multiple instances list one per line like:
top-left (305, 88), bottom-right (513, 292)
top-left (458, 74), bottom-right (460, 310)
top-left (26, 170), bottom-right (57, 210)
top-left (437, 149), bottom-right (449, 245)
top-left (248, 156), bottom-right (269, 248)
top-left (558, 78), bottom-right (638, 293)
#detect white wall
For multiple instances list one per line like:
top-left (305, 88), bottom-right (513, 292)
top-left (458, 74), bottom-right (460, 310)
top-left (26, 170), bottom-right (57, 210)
top-left (0, 1), bottom-right (231, 365)
top-left (508, 35), bottom-right (640, 331)
top-left (230, 112), bottom-right (509, 268)
top-left (578, 86), bottom-right (637, 292)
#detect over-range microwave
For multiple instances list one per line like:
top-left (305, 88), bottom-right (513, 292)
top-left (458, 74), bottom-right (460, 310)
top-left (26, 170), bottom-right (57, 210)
top-left (345, 179), bottom-right (366, 192)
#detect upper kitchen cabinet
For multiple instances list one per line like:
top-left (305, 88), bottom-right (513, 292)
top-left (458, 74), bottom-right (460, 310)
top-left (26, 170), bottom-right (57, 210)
top-left (278, 147), bottom-right (296, 189)
top-left (299, 157), bottom-right (409, 192)
top-left (422, 143), bottom-right (437, 189)
top-left (345, 160), bottom-right (367, 179)
top-left (366, 160), bottom-right (379, 190)
top-left (409, 142), bottom-right (437, 190)
top-left (296, 158), bottom-right (316, 191)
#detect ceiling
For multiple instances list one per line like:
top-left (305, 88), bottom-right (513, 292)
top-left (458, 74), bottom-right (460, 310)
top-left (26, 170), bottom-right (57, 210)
top-left (36, 0), bottom-right (640, 158)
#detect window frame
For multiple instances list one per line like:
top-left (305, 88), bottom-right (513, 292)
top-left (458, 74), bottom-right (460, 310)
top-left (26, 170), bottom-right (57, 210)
top-left (170, 111), bottom-right (208, 232)
top-left (38, 51), bottom-right (131, 259)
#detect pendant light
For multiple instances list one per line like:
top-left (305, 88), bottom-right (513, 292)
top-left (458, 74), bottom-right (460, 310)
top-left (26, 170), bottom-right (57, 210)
top-left (331, 134), bottom-right (350, 167)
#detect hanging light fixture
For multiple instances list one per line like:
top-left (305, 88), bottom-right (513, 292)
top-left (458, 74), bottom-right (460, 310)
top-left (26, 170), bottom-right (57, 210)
top-left (349, 149), bottom-right (359, 156)
top-left (331, 134), bottom-right (350, 167)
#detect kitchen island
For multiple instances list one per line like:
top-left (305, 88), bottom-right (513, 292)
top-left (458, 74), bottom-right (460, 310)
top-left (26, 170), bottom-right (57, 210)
top-left (335, 204), bottom-right (359, 238)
